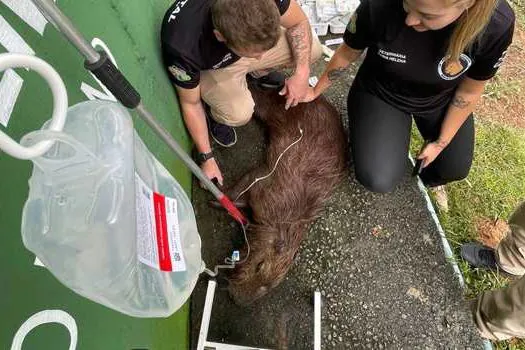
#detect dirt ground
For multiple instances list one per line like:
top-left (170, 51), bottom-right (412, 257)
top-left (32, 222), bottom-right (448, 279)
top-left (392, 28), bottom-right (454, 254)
top-left (477, 23), bottom-right (525, 129)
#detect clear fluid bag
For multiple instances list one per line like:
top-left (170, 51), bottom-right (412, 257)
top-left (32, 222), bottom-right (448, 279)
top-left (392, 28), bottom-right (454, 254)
top-left (20, 100), bottom-right (203, 317)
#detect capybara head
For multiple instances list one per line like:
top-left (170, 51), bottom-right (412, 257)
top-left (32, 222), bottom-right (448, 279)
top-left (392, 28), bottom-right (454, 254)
top-left (228, 222), bottom-right (304, 305)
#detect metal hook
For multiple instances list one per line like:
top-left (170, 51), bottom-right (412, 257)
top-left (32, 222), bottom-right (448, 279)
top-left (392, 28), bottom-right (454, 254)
top-left (0, 53), bottom-right (68, 159)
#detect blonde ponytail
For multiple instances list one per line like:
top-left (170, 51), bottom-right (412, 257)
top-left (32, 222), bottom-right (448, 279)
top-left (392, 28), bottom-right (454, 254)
top-left (446, 0), bottom-right (499, 61)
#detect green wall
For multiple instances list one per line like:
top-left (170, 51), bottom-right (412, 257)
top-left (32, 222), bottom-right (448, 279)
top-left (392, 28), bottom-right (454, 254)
top-left (0, 0), bottom-right (191, 349)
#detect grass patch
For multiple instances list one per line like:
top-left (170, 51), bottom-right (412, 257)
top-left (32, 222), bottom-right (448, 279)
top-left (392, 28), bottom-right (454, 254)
top-left (410, 119), bottom-right (525, 349)
top-left (484, 74), bottom-right (523, 101)
top-left (495, 339), bottom-right (525, 350)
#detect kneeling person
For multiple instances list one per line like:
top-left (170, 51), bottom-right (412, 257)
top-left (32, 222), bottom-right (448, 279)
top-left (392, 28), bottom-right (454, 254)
top-left (161, 0), bottom-right (322, 184)
top-left (462, 201), bottom-right (525, 340)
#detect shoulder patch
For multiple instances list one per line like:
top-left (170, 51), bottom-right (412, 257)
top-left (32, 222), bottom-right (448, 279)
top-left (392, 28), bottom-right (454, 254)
top-left (168, 65), bottom-right (192, 82)
top-left (437, 54), bottom-right (472, 80)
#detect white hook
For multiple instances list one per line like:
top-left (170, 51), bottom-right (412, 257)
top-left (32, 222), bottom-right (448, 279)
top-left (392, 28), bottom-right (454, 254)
top-left (0, 53), bottom-right (68, 159)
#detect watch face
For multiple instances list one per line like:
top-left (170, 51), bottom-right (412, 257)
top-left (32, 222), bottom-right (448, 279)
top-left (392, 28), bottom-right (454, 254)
top-left (199, 152), bottom-right (212, 163)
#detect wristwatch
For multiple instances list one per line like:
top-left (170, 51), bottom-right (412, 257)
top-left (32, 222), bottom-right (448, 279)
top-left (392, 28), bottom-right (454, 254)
top-left (197, 151), bottom-right (214, 164)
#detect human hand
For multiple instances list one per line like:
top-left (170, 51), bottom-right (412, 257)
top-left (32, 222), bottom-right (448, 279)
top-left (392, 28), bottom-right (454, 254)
top-left (299, 87), bottom-right (318, 103)
top-left (279, 71), bottom-right (310, 110)
top-left (200, 158), bottom-right (223, 188)
top-left (417, 141), bottom-right (447, 168)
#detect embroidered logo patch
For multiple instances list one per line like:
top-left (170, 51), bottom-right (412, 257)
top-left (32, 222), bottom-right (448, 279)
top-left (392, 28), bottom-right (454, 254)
top-left (437, 54), bottom-right (472, 80)
top-left (168, 65), bottom-right (191, 82)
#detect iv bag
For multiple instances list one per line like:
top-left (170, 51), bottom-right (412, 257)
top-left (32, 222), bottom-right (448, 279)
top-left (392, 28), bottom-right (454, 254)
top-left (20, 100), bottom-right (203, 318)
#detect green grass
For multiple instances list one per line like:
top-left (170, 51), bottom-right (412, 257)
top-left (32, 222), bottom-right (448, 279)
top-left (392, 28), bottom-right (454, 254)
top-left (410, 119), bottom-right (525, 349)
top-left (484, 74), bottom-right (522, 101)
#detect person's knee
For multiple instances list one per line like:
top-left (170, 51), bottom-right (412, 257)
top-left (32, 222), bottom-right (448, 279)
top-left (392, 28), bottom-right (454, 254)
top-left (212, 100), bottom-right (255, 127)
top-left (356, 171), bottom-right (399, 193)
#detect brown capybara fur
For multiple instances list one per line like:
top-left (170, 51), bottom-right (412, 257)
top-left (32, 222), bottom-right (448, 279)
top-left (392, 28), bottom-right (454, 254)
top-left (227, 84), bottom-right (347, 305)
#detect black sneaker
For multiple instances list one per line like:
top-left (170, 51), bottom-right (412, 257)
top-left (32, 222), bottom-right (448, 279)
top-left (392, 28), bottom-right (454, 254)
top-left (460, 243), bottom-right (498, 270)
top-left (206, 109), bottom-right (237, 147)
top-left (248, 71), bottom-right (285, 90)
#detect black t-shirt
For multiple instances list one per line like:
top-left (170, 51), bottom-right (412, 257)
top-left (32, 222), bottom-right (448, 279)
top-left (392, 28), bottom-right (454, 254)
top-left (343, 0), bottom-right (515, 113)
top-left (161, 0), bottom-right (291, 89)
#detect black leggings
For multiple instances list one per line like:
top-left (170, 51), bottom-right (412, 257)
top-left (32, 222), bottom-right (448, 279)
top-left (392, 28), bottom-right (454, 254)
top-left (347, 88), bottom-right (474, 193)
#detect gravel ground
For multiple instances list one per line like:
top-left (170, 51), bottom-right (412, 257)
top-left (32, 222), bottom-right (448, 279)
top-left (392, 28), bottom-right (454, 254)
top-left (190, 56), bottom-right (484, 349)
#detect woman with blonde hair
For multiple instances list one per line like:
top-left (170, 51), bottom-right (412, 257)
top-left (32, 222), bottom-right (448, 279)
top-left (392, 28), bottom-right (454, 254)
top-left (301, 0), bottom-right (514, 209)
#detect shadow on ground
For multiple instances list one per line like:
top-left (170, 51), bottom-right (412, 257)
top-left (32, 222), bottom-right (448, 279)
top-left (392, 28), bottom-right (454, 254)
top-left (190, 59), bottom-right (483, 349)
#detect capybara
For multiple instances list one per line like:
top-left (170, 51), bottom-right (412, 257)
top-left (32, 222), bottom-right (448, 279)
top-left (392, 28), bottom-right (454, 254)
top-left (227, 83), bottom-right (347, 305)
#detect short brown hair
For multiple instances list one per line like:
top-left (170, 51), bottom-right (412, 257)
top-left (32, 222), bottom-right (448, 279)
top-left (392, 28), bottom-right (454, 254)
top-left (212, 0), bottom-right (281, 52)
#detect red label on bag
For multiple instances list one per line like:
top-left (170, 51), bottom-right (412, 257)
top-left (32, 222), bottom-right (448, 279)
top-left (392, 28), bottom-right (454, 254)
top-left (153, 193), bottom-right (172, 271)
top-left (136, 173), bottom-right (186, 272)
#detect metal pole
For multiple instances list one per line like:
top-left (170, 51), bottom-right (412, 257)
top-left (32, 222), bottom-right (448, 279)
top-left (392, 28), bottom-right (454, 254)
top-left (31, 0), bottom-right (99, 64)
top-left (30, 0), bottom-right (247, 225)
top-left (135, 103), bottom-right (222, 198)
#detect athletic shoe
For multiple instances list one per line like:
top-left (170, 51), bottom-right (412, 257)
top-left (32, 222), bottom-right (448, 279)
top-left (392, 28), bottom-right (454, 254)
top-left (206, 109), bottom-right (237, 147)
top-left (430, 185), bottom-right (449, 213)
top-left (460, 243), bottom-right (498, 270)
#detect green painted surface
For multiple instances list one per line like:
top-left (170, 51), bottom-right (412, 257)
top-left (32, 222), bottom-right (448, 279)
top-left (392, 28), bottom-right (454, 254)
top-left (0, 1), bottom-right (191, 349)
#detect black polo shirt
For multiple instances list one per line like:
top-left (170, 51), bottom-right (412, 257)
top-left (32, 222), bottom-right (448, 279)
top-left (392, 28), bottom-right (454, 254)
top-left (161, 0), bottom-right (291, 89)
top-left (343, 0), bottom-right (515, 113)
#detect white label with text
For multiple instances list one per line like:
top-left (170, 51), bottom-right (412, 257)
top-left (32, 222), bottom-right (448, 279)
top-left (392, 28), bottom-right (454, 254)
top-left (135, 173), bottom-right (186, 272)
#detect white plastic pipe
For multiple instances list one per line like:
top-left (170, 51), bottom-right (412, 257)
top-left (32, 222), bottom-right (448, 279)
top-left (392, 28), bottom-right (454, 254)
top-left (0, 53), bottom-right (67, 159)
top-left (197, 280), bottom-right (217, 350)
top-left (314, 291), bottom-right (321, 350)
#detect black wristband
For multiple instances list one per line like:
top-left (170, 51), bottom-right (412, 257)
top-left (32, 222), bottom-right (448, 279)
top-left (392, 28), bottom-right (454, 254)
top-left (197, 151), bottom-right (214, 164)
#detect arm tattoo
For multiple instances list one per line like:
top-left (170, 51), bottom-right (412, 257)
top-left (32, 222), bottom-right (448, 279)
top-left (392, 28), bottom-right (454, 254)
top-left (451, 95), bottom-right (470, 109)
top-left (327, 67), bottom-right (346, 82)
top-left (286, 20), bottom-right (311, 68)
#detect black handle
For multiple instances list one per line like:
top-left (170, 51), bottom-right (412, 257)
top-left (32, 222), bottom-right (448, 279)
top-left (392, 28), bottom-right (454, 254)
top-left (412, 158), bottom-right (424, 177)
top-left (85, 51), bottom-right (141, 109)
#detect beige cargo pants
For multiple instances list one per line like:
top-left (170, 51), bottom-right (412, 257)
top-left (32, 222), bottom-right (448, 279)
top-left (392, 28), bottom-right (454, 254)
top-left (200, 29), bottom-right (323, 127)
top-left (474, 201), bottom-right (525, 340)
